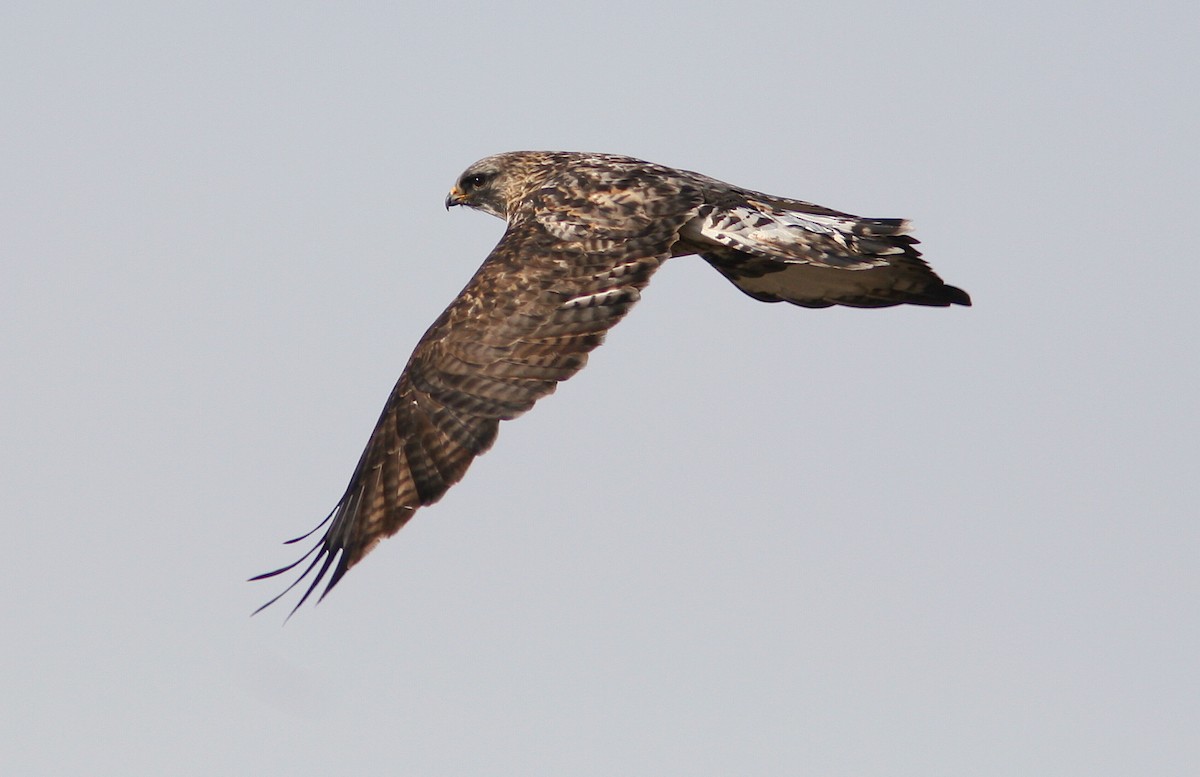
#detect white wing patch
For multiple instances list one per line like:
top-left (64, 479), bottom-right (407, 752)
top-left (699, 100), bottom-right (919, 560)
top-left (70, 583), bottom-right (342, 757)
top-left (683, 203), bottom-right (906, 270)
top-left (562, 286), bottom-right (636, 309)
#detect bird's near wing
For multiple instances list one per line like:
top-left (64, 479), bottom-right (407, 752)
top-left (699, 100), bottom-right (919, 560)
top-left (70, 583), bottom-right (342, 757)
top-left (683, 192), bottom-right (970, 308)
top-left (253, 176), bottom-right (703, 615)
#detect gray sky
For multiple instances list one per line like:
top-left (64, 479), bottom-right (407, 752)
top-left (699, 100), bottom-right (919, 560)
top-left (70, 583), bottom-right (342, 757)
top-left (3, 2), bottom-right (1197, 775)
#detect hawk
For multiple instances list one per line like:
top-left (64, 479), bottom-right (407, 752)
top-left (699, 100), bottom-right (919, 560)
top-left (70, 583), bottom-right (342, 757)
top-left (253, 151), bottom-right (970, 614)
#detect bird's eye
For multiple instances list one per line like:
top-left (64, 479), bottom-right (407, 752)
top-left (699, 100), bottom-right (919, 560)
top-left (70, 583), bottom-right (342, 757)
top-left (462, 173), bottom-right (489, 190)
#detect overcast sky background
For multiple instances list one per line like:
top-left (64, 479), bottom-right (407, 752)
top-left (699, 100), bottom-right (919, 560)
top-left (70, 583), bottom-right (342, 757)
top-left (3, 2), bottom-right (1197, 775)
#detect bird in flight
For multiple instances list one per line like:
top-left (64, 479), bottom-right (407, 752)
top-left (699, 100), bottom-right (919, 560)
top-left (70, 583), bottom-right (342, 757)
top-left (253, 151), bottom-right (970, 614)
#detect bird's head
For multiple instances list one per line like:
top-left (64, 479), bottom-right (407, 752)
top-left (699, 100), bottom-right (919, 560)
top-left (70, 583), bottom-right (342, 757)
top-left (445, 152), bottom-right (562, 221)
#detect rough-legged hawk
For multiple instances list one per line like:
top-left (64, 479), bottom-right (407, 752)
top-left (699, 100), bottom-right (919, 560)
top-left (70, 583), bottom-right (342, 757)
top-left (253, 151), bottom-right (970, 614)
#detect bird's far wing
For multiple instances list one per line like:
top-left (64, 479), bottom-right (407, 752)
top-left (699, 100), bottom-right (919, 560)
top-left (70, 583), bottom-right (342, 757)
top-left (686, 192), bottom-right (970, 308)
top-left (252, 182), bottom-right (700, 615)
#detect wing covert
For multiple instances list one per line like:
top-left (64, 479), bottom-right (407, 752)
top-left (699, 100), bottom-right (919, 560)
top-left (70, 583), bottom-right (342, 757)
top-left (683, 191), bottom-right (970, 308)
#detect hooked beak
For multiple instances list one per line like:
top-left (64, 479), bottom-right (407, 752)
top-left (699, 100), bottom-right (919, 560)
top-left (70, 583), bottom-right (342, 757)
top-left (445, 186), bottom-right (466, 210)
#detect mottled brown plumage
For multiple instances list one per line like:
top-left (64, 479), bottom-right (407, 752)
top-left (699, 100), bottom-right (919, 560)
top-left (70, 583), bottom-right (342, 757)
top-left (253, 151), bottom-right (969, 614)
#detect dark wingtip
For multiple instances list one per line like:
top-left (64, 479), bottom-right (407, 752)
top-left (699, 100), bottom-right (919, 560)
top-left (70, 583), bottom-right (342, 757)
top-left (249, 492), bottom-right (361, 619)
top-left (944, 284), bottom-right (972, 306)
top-left (249, 542), bottom-right (349, 620)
